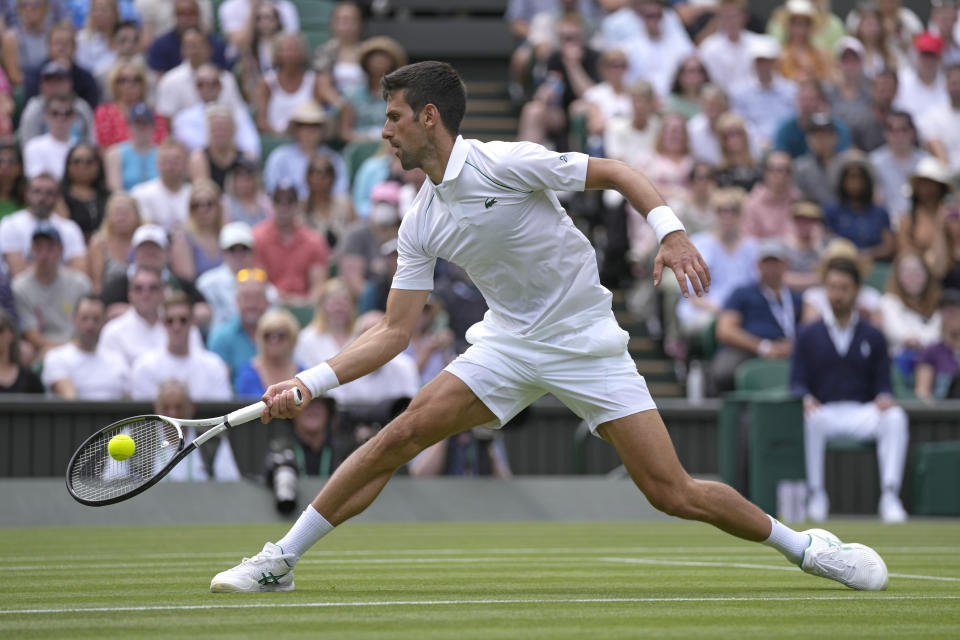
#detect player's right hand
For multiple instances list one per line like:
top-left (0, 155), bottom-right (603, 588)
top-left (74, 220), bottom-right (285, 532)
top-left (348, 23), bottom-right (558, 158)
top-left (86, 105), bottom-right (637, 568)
top-left (654, 231), bottom-right (711, 298)
top-left (261, 379), bottom-right (311, 423)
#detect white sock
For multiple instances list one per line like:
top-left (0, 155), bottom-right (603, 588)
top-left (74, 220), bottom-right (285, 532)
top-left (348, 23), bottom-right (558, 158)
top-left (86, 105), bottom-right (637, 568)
top-left (761, 515), bottom-right (809, 565)
top-left (275, 504), bottom-right (334, 565)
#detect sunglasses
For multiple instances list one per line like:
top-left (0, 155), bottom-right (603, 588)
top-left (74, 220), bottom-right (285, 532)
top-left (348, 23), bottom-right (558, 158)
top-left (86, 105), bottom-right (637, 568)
top-left (225, 244), bottom-right (251, 253)
top-left (49, 110), bottom-right (74, 118)
top-left (70, 156), bottom-right (96, 165)
top-left (237, 267), bottom-right (268, 283)
top-left (117, 76), bottom-right (142, 84)
top-left (164, 315), bottom-right (191, 327)
top-left (190, 199), bottom-right (217, 209)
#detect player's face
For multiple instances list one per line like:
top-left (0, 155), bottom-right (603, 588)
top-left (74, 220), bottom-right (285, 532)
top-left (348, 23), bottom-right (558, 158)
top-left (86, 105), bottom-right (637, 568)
top-left (383, 90), bottom-right (427, 171)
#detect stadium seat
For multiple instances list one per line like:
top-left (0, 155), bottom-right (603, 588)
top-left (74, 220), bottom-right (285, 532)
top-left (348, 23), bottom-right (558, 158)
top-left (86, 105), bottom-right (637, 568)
top-left (342, 140), bottom-right (384, 184)
top-left (733, 358), bottom-right (791, 393)
top-left (864, 260), bottom-right (891, 292)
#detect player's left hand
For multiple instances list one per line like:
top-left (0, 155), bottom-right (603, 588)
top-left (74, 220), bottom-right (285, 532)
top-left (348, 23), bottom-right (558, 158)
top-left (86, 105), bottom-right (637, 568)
top-left (654, 230), bottom-right (710, 298)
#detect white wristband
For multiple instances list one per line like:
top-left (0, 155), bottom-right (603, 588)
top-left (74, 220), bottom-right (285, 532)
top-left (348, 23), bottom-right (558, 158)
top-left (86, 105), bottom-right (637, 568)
top-left (295, 362), bottom-right (340, 399)
top-left (646, 205), bottom-right (685, 244)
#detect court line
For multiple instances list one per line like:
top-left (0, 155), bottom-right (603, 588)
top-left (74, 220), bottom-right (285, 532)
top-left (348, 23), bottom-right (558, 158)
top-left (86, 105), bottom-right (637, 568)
top-left (4, 594), bottom-right (960, 616)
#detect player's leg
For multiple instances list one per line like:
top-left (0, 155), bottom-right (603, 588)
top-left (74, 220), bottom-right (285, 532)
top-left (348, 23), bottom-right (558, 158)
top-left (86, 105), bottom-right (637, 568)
top-left (211, 372), bottom-right (495, 592)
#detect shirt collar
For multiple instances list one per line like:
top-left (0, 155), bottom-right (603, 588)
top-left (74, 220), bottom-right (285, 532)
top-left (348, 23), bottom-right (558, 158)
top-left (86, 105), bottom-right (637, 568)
top-left (437, 135), bottom-right (468, 185)
top-left (825, 310), bottom-right (860, 332)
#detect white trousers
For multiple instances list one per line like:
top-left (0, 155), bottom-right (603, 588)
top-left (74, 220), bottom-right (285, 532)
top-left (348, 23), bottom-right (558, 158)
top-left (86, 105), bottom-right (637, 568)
top-left (804, 402), bottom-right (909, 494)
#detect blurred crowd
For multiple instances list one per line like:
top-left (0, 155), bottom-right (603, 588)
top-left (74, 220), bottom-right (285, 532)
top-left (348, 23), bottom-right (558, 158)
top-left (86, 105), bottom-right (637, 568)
top-left (1, 0), bottom-right (960, 487)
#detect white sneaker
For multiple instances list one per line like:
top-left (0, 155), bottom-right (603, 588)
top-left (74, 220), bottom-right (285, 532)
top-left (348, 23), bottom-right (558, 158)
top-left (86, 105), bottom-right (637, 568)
top-left (800, 529), bottom-right (888, 591)
top-left (807, 490), bottom-right (829, 522)
top-left (879, 492), bottom-right (908, 524)
top-left (210, 542), bottom-right (296, 593)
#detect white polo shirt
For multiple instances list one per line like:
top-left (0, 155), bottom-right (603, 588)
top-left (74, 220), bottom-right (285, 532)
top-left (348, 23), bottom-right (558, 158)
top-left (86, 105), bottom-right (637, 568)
top-left (130, 346), bottom-right (232, 401)
top-left (0, 210), bottom-right (87, 264)
top-left (98, 308), bottom-right (205, 366)
top-left (42, 342), bottom-right (130, 399)
top-left (393, 136), bottom-right (615, 344)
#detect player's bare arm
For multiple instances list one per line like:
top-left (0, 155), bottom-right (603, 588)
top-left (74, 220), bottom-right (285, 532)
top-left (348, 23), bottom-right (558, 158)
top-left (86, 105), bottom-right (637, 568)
top-left (584, 157), bottom-right (711, 298)
top-left (261, 288), bottom-right (430, 421)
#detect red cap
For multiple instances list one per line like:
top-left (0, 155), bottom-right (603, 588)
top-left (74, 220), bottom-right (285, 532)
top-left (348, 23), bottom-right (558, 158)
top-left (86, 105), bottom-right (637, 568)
top-left (915, 31), bottom-right (944, 55)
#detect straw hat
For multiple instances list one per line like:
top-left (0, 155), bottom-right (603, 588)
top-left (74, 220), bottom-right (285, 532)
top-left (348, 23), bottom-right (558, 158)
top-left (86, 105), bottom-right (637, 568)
top-left (817, 237), bottom-right (873, 281)
top-left (288, 100), bottom-right (328, 126)
top-left (909, 156), bottom-right (953, 191)
top-left (359, 36), bottom-right (407, 72)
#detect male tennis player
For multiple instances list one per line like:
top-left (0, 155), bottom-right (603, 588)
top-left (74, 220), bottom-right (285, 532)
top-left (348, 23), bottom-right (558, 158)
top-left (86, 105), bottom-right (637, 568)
top-left (211, 62), bottom-right (888, 593)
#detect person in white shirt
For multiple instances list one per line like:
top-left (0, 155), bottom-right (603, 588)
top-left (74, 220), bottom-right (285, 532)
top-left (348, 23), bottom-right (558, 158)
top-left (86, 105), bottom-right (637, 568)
top-left (920, 63), bottom-right (960, 172)
top-left (210, 61), bottom-right (889, 595)
top-left (602, 79), bottom-right (660, 165)
top-left (697, 0), bottom-right (765, 92)
top-left (155, 27), bottom-right (245, 119)
top-left (172, 63), bottom-right (260, 157)
top-left (43, 295), bottom-right (130, 399)
top-left (895, 31), bottom-right (949, 123)
top-left (131, 140), bottom-right (193, 232)
top-left (130, 290), bottom-right (232, 400)
top-left (218, 0), bottom-right (299, 49)
top-left (0, 174), bottom-right (87, 277)
top-left (623, 0), bottom-right (694, 97)
top-left (731, 36), bottom-right (797, 149)
top-left (23, 94), bottom-right (75, 180)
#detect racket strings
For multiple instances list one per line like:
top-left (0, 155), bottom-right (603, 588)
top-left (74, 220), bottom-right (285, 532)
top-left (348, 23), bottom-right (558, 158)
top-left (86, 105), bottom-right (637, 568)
top-left (69, 418), bottom-right (182, 503)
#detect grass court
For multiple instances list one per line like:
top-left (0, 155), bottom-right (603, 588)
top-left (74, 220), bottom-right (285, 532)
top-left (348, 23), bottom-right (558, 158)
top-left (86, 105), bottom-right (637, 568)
top-left (3, 520), bottom-right (959, 639)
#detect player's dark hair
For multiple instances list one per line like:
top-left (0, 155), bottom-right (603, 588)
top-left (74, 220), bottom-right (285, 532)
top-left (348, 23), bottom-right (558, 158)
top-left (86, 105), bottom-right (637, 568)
top-left (824, 258), bottom-right (861, 287)
top-left (381, 61), bottom-right (466, 136)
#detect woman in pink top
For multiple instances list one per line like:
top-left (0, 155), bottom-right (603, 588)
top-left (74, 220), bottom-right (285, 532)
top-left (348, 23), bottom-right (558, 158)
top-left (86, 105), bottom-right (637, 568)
top-left (742, 150), bottom-right (800, 238)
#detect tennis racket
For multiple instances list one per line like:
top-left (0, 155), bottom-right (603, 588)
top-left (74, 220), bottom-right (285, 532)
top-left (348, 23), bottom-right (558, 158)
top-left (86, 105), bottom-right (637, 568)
top-left (66, 388), bottom-right (303, 506)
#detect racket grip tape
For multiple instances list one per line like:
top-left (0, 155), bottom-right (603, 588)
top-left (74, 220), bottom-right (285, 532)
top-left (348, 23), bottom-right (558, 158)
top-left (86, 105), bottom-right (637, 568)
top-left (223, 387), bottom-right (304, 429)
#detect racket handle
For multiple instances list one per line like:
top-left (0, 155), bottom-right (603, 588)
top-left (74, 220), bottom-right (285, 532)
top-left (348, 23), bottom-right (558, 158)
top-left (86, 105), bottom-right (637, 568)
top-left (225, 387), bottom-right (304, 427)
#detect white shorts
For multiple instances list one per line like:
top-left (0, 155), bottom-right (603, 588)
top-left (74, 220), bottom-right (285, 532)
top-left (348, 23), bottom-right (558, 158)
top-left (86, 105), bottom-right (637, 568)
top-left (444, 322), bottom-right (657, 433)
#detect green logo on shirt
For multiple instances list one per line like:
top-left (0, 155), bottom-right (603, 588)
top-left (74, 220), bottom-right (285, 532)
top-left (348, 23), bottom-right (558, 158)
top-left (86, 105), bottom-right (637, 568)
top-left (484, 197), bottom-right (498, 208)
top-left (559, 154), bottom-right (568, 163)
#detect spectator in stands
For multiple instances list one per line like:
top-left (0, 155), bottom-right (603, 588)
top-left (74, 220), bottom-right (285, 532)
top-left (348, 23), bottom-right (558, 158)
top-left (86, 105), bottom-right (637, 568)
top-left (75, 0), bottom-right (119, 77)
top-left (698, 0), bottom-right (764, 93)
top-left (895, 31), bottom-right (948, 123)
top-left (103, 102), bottom-right (160, 192)
top-left (774, 0), bottom-right (833, 82)
top-left (12, 222), bottom-right (91, 358)
top-left (672, 187), bottom-right (756, 358)
top-left (23, 94), bottom-right (77, 180)
top-left (792, 256), bottom-right (909, 523)
top-left (0, 142), bottom-right (26, 218)
top-left (633, 113), bottom-right (693, 207)
top-left (57, 142), bottom-right (108, 240)
top-left (99, 265), bottom-right (164, 363)
top-left (263, 101), bottom-right (349, 200)
top-left (732, 36), bottom-right (796, 149)
top-left (897, 158), bottom-right (952, 279)
top-left (338, 181), bottom-right (401, 300)
top-left (0, 173), bottom-right (86, 277)
top-left (774, 79), bottom-right (850, 158)
top-left (255, 34), bottom-right (323, 136)
top-left (403, 295), bottom-right (455, 386)
top-left (94, 60), bottom-right (166, 149)
top-left (930, 0), bottom-right (960, 66)
top-left (252, 179), bottom-right (329, 307)
top-left (784, 201), bottom-right (826, 291)
top-left (136, 0), bottom-right (215, 47)
top-left (921, 64), bottom-right (960, 173)
top-left (349, 141), bottom-right (392, 219)
top-left (131, 290), bottom-right (230, 400)
top-left (849, 68), bottom-right (899, 153)
top-left (687, 84), bottom-right (731, 166)
top-left (221, 158), bottom-right (270, 227)
top-left (824, 150), bottom-right (896, 260)
top-left (207, 269), bottom-right (271, 386)
top-left (313, 1), bottom-right (364, 102)
top-left (1, 0), bottom-right (54, 87)
top-left (87, 192), bottom-right (140, 296)
top-left (304, 153), bottom-right (355, 252)
top-left (573, 48), bottom-right (632, 157)
top-left (875, 250), bottom-right (943, 375)
top-left (154, 378), bottom-right (243, 482)
top-left (409, 426), bottom-right (512, 478)
top-left (198, 222), bottom-right (270, 328)
top-left (42, 294), bottom-right (128, 398)
top-left (517, 13), bottom-right (599, 150)
top-left (338, 36), bottom-right (406, 144)
top-left (623, 0), bottom-right (694, 98)
top-left (793, 112), bottom-right (842, 207)
top-left (673, 161), bottom-right (718, 235)
top-left (852, 1), bottom-right (902, 77)
top-left (171, 179), bottom-right (224, 284)
top-left (665, 54), bottom-right (709, 120)
top-left (295, 277), bottom-right (355, 366)
top-left (825, 36), bottom-right (872, 131)
top-left (232, 0), bottom-right (283, 99)
top-left (742, 151), bottom-right (799, 239)
top-left (277, 394), bottom-right (341, 477)
top-left (801, 237), bottom-right (881, 324)
top-left (768, 0), bottom-right (845, 52)
top-left (18, 61), bottom-right (95, 145)
top-left (602, 79), bottom-right (659, 166)
top-left (218, 0), bottom-right (299, 54)
top-left (357, 237), bottom-right (397, 315)
top-left (869, 110), bottom-right (927, 224)
top-left (713, 239), bottom-right (802, 394)
top-left (0, 308), bottom-right (42, 393)
top-left (235, 308), bottom-right (302, 399)
top-left (173, 64), bottom-right (260, 159)
top-left (155, 26), bottom-right (244, 119)
top-left (187, 106), bottom-right (244, 190)
top-left (147, 0), bottom-right (229, 73)
top-left (915, 288), bottom-right (960, 400)
top-left (24, 23), bottom-right (99, 109)
top-left (944, 202), bottom-right (960, 291)
top-left (712, 112), bottom-right (761, 192)
top-left (96, 21), bottom-right (147, 100)
top-left (130, 139), bottom-right (192, 232)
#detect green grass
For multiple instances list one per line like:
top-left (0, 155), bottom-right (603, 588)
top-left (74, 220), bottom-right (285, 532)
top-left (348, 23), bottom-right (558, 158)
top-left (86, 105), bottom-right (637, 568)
top-left (2, 521), bottom-right (959, 639)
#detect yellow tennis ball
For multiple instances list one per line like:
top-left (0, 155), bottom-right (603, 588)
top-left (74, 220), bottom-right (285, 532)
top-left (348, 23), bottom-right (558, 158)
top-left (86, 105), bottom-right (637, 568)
top-left (108, 434), bottom-right (136, 461)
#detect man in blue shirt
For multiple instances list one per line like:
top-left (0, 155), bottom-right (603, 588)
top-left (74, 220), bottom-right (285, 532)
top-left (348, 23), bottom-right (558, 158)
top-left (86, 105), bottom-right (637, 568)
top-left (147, 0), bottom-right (229, 72)
top-left (773, 79), bottom-right (850, 158)
top-left (712, 238), bottom-right (802, 394)
top-left (791, 258), bottom-right (909, 523)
